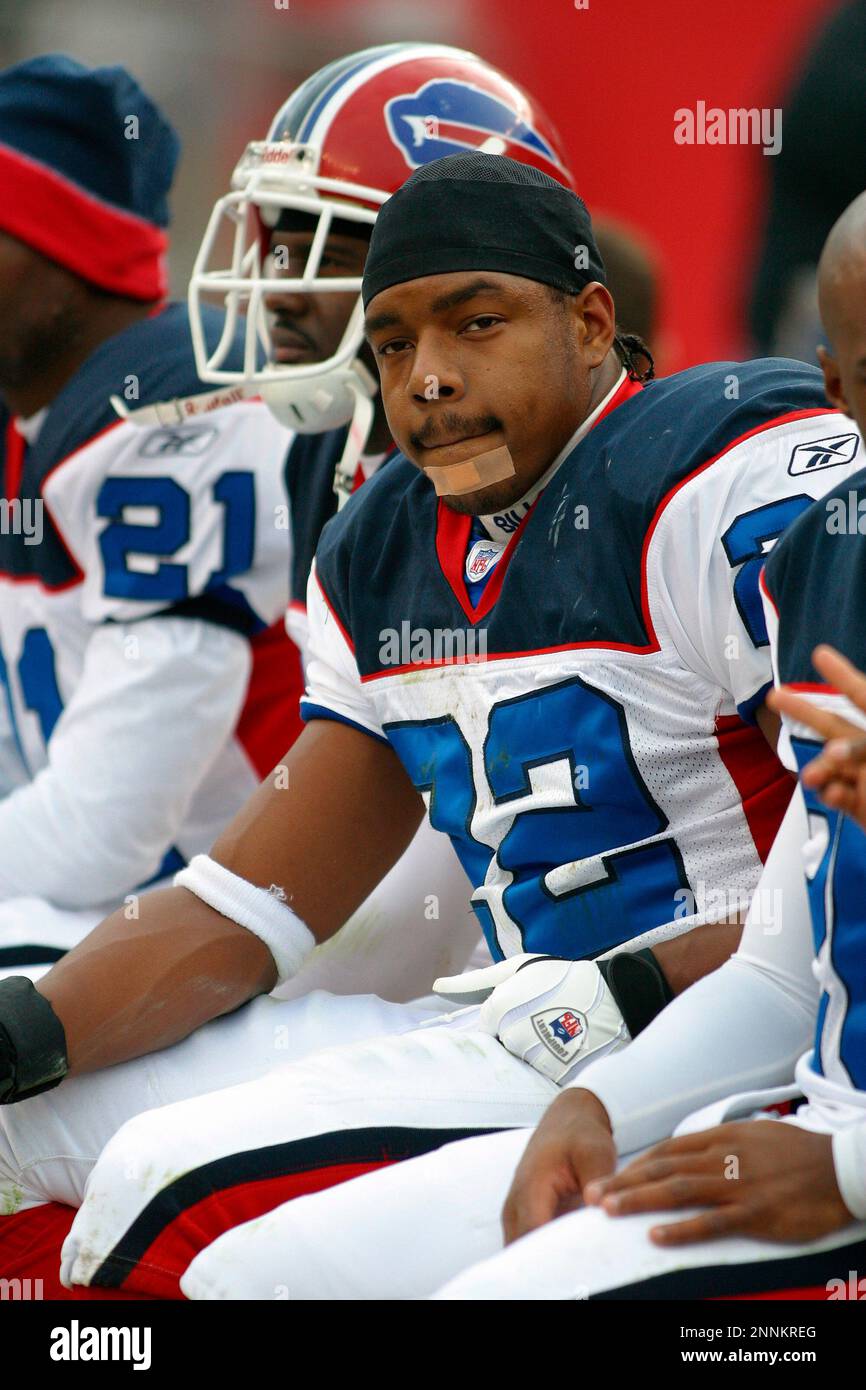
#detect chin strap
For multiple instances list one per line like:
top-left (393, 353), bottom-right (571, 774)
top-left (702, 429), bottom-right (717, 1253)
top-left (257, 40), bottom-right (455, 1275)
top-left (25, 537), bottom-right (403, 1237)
top-left (110, 381), bottom-right (260, 426)
top-left (332, 369), bottom-right (377, 510)
top-left (110, 355), bottom-right (379, 513)
top-left (111, 358), bottom-right (380, 514)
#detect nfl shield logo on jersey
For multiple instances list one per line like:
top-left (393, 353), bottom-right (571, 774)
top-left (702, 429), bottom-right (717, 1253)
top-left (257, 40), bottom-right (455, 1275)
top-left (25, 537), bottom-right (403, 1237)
top-left (531, 1007), bottom-right (586, 1063)
top-left (465, 538), bottom-right (504, 583)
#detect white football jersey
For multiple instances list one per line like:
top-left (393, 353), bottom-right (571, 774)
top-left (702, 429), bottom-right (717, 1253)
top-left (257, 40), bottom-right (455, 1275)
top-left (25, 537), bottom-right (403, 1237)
top-left (0, 304), bottom-right (299, 913)
top-left (302, 361), bottom-right (864, 962)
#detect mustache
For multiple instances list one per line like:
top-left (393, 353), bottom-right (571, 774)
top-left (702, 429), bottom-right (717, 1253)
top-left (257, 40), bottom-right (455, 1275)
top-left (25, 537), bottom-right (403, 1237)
top-left (410, 412), bottom-right (503, 451)
top-left (269, 315), bottom-right (318, 350)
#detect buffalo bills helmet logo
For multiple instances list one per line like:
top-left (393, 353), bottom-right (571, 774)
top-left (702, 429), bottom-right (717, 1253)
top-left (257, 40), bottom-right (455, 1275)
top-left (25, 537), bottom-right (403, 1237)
top-left (386, 78), bottom-right (560, 171)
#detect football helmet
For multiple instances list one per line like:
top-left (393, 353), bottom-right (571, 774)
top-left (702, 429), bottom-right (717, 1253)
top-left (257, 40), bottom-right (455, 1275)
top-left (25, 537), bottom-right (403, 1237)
top-left (188, 41), bottom-right (575, 494)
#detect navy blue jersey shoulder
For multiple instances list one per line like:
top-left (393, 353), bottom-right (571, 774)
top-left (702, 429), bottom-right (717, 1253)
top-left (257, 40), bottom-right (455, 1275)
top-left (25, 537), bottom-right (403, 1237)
top-left (315, 452), bottom-right (434, 641)
top-left (764, 463), bottom-right (866, 683)
top-left (0, 303), bottom-right (244, 586)
top-left (284, 425), bottom-right (347, 604)
top-left (285, 437), bottom-right (406, 606)
top-left (605, 356), bottom-right (824, 506)
top-left (28, 303), bottom-right (243, 470)
top-left (316, 358), bottom-right (829, 676)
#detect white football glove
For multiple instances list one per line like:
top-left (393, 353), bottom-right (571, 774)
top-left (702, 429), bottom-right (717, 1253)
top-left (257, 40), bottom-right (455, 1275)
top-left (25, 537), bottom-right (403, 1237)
top-left (434, 953), bottom-right (630, 1086)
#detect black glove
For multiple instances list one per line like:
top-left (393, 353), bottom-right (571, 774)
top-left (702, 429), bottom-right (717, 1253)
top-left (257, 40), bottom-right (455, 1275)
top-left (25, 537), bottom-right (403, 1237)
top-left (0, 977), bottom-right (68, 1103)
top-left (596, 947), bottom-right (674, 1038)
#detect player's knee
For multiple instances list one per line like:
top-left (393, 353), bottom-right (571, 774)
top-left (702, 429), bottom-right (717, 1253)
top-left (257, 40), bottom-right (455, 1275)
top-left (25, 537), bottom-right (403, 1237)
top-left (87, 1105), bottom-right (191, 1199)
top-left (182, 1204), bottom-right (347, 1301)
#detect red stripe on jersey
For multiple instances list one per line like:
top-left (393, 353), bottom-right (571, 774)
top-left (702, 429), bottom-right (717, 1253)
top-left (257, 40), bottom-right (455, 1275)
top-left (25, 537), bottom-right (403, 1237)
top-left (360, 634), bottom-right (659, 681)
top-left (758, 564), bottom-right (778, 618)
top-left (236, 619), bottom-right (305, 777)
top-left (314, 568), bottom-right (355, 653)
top-left (435, 496), bottom-right (537, 624)
top-left (432, 375), bottom-right (643, 626)
top-left (782, 682), bottom-right (842, 695)
top-left (102, 1160), bottom-right (395, 1299)
top-left (597, 373), bottom-right (643, 422)
top-left (0, 420), bottom-right (126, 592)
top-left (763, 1098), bottom-right (796, 1117)
top-left (0, 1204), bottom-right (158, 1301)
top-left (4, 418), bottom-right (25, 500)
top-left (714, 714), bottom-right (794, 863)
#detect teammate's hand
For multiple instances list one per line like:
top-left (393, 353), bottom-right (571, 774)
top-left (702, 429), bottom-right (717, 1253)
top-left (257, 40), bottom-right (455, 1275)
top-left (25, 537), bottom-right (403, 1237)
top-left (769, 645), bottom-right (866, 830)
top-left (502, 1088), bottom-right (616, 1244)
top-left (583, 1120), bottom-right (853, 1245)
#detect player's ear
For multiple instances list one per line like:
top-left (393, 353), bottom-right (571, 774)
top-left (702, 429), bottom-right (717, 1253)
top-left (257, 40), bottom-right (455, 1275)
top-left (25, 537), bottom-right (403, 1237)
top-left (817, 344), bottom-right (849, 416)
top-left (574, 282), bottom-right (616, 368)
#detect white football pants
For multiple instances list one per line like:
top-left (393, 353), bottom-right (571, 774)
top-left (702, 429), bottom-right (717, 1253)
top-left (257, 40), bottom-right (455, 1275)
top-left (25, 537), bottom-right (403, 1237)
top-left (59, 1011), bottom-right (558, 1295)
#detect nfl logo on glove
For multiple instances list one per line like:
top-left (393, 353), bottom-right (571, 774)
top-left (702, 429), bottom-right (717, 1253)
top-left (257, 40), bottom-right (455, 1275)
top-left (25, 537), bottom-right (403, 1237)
top-left (532, 1007), bottom-right (586, 1061)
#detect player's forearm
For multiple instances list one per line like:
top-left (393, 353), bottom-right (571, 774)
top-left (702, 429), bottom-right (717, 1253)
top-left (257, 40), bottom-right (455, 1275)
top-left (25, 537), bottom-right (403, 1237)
top-left (572, 953), bottom-right (815, 1152)
top-left (574, 790), bottom-right (819, 1151)
top-left (31, 721), bottom-right (424, 1076)
top-left (210, 721), bottom-right (426, 939)
top-left (37, 886), bottom-right (276, 1074)
top-left (651, 919), bottom-right (742, 995)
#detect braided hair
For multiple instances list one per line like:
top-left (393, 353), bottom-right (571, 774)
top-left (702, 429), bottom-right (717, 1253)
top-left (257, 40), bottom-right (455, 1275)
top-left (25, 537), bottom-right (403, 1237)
top-left (613, 329), bottom-right (655, 383)
top-left (545, 286), bottom-right (655, 383)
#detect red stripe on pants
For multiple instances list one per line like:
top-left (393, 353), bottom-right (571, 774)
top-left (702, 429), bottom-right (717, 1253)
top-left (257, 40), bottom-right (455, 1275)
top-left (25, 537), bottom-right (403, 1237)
top-left (0, 1204), bottom-right (158, 1300)
top-left (91, 1158), bottom-right (396, 1299)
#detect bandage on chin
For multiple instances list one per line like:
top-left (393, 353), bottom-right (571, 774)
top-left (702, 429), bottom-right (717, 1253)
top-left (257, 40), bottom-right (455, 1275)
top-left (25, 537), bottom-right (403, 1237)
top-left (423, 444), bottom-right (515, 497)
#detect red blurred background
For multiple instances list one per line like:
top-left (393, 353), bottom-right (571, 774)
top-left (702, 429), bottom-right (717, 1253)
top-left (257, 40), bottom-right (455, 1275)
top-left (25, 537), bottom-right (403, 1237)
top-left (0, 0), bottom-right (847, 370)
top-left (229, 0), bottom-right (842, 370)
top-left (464, 0), bottom-right (840, 370)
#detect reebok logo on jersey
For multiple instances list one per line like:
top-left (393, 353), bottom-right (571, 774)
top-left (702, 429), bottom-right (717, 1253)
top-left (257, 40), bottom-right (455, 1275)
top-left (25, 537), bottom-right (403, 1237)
top-left (531, 1007), bottom-right (586, 1062)
top-left (138, 425), bottom-right (218, 458)
top-left (788, 432), bottom-right (859, 476)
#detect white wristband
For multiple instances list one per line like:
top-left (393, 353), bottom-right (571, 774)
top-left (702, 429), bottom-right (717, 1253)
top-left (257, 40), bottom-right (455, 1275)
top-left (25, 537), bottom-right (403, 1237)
top-left (832, 1122), bottom-right (866, 1222)
top-left (175, 854), bottom-right (315, 986)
